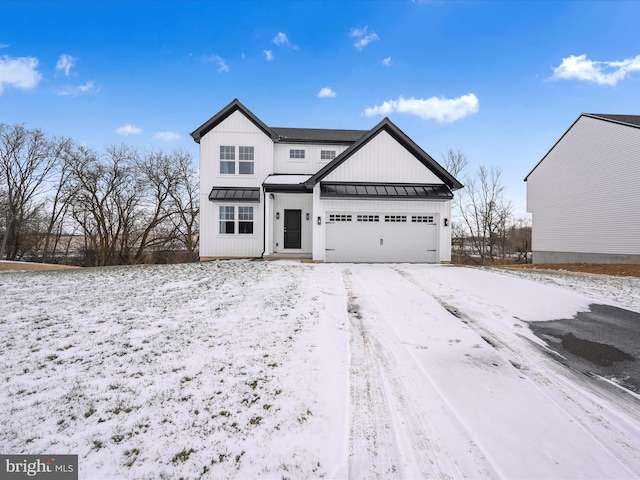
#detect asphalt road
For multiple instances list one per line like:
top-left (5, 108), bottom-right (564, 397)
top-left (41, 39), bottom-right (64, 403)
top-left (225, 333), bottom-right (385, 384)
top-left (529, 304), bottom-right (640, 393)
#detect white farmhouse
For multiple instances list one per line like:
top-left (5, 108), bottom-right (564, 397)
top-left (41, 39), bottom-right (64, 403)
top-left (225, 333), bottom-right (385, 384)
top-left (191, 99), bottom-right (462, 263)
top-left (525, 113), bottom-right (640, 264)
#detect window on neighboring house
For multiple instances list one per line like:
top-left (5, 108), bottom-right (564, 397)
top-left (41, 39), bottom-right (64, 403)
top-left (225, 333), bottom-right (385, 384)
top-left (220, 146), bottom-right (235, 174)
top-left (290, 149), bottom-right (305, 159)
top-left (239, 146), bottom-right (254, 175)
top-left (238, 206), bottom-right (254, 234)
top-left (219, 206), bottom-right (235, 234)
top-left (321, 150), bottom-right (336, 160)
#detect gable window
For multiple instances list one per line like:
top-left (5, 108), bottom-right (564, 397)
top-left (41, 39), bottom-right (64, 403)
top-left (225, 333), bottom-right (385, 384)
top-left (219, 206), bottom-right (235, 234)
top-left (321, 150), bottom-right (336, 160)
top-left (220, 146), bottom-right (235, 174)
top-left (239, 146), bottom-right (254, 175)
top-left (290, 149), bottom-right (305, 159)
top-left (238, 206), bottom-right (254, 234)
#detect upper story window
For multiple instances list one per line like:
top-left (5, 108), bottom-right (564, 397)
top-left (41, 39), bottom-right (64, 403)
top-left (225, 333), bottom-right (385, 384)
top-left (239, 146), bottom-right (254, 175)
top-left (220, 146), bottom-right (235, 174)
top-left (290, 149), bottom-right (305, 159)
top-left (220, 145), bottom-right (254, 175)
top-left (321, 150), bottom-right (336, 160)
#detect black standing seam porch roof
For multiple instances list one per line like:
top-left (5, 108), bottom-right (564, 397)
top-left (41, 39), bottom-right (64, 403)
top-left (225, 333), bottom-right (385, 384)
top-left (320, 183), bottom-right (453, 199)
top-left (209, 187), bottom-right (260, 202)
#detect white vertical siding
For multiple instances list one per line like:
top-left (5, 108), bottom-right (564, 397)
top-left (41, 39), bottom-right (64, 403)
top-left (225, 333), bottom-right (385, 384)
top-left (273, 144), bottom-right (350, 174)
top-left (199, 110), bottom-right (273, 258)
top-left (323, 131), bottom-right (442, 184)
top-left (527, 116), bottom-right (640, 256)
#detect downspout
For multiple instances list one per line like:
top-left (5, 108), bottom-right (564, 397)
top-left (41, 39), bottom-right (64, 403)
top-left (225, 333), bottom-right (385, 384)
top-left (260, 186), bottom-right (266, 259)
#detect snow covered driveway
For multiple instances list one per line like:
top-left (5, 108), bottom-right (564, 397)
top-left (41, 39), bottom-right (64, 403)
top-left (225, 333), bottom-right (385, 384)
top-left (1, 261), bottom-right (639, 479)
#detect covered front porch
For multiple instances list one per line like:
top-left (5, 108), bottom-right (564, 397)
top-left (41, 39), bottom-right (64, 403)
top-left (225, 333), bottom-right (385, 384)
top-left (263, 175), bottom-right (314, 257)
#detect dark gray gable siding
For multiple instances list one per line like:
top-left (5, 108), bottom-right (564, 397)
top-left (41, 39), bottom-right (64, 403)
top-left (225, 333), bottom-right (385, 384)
top-left (306, 117), bottom-right (463, 191)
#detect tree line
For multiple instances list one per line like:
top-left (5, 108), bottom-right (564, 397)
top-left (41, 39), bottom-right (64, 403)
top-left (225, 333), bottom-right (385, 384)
top-left (0, 123), bottom-right (199, 266)
top-left (444, 149), bottom-right (532, 265)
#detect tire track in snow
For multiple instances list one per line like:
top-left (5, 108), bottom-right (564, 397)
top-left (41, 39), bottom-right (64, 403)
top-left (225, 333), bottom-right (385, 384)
top-left (396, 266), bottom-right (640, 476)
top-left (343, 269), bottom-right (497, 479)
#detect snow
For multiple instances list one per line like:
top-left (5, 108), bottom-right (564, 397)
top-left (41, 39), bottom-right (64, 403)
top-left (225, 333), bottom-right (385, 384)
top-left (262, 175), bottom-right (312, 185)
top-left (1, 261), bottom-right (639, 479)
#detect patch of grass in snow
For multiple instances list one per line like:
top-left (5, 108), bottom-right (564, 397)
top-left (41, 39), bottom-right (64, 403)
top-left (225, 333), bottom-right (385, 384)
top-left (171, 448), bottom-right (195, 464)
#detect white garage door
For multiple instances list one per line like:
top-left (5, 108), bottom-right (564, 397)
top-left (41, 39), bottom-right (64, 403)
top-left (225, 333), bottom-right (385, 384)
top-left (325, 212), bottom-right (438, 263)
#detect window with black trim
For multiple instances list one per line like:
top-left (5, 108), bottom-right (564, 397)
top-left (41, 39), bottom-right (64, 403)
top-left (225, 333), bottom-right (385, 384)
top-left (238, 206), bottom-right (254, 234)
top-left (384, 215), bottom-right (407, 223)
top-left (219, 206), bottom-right (235, 234)
top-left (220, 146), bottom-right (235, 174)
top-left (239, 146), bottom-right (254, 175)
top-left (411, 215), bottom-right (435, 223)
top-left (290, 149), bottom-right (305, 159)
top-left (321, 150), bottom-right (336, 160)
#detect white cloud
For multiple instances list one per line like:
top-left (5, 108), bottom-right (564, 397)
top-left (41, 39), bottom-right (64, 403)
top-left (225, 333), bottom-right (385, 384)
top-left (318, 87), bottom-right (336, 98)
top-left (349, 26), bottom-right (379, 50)
top-left (363, 94), bottom-right (479, 123)
top-left (57, 80), bottom-right (100, 96)
top-left (154, 131), bottom-right (181, 141)
top-left (349, 26), bottom-right (369, 38)
top-left (550, 53), bottom-right (640, 86)
top-left (264, 50), bottom-right (274, 62)
top-left (205, 54), bottom-right (229, 73)
top-left (0, 55), bottom-right (41, 94)
top-left (382, 56), bottom-right (392, 67)
top-left (0, 44), bottom-right (8, 49)
top-left (115, 124), bottom-right (143, 136)
top-left (56, 53), bottom-right (75, 76)
top-left (273, 32), bottom-right (290, 46)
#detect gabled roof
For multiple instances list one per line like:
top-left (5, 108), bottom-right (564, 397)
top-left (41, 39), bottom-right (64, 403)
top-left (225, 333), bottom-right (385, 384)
top-left (305, 117), bottom-right (464, 191)
top-left (190, 99), bottom-right (279, 144)
top-left (191, 99), bottom-right (366, 145)
top-left (524, 112), bottom-right (640, 181)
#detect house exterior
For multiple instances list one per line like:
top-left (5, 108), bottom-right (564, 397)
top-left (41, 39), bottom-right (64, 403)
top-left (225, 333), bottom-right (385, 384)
top-left (525, 113), bottom-right (640, 264)
top-left (191, 99), bottom-right (462, 263)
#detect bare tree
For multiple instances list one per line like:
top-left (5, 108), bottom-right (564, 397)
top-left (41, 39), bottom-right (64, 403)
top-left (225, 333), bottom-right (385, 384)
top-left (168, 150), bottom-right (199, 260)
top-left (0, 124), bottom-right (58, 260)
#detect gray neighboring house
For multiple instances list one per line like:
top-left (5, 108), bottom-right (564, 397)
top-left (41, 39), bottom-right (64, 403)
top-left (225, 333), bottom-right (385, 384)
top-left (525, 113), bottom-right (640, 264)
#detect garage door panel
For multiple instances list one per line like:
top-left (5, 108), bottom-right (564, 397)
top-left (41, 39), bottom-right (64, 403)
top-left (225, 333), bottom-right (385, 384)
top-left (325, 212), bottom-right (438, 263)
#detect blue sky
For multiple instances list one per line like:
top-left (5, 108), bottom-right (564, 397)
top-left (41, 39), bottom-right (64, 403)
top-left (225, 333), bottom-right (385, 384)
top-left (2, 1), bottom-right (640, 216)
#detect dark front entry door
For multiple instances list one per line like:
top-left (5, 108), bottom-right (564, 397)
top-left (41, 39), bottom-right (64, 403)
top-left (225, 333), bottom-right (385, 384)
top-left (284, 209), bottom-right (302, 249)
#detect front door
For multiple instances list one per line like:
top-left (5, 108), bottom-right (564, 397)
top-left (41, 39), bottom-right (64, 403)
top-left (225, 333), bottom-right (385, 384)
top-left (284, 209), bottom-right (302, 249)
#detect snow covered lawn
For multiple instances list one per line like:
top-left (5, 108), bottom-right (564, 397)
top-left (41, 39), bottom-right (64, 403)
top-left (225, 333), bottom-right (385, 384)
top-left (1, 261), bottom-right (639, 479)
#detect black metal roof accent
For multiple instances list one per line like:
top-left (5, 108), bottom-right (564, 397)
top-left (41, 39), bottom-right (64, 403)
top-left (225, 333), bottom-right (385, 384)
top-left (263, 183), bottom-right (313, 193)
top-left (191, 99), bottom-right (279, 144)
top-left (320, 182), bottom-right (453, 199)
top-left (524, 112), bottom-right (640, 181)
top-left (209, 187), bottom-right (260, 202)
top-left (306, 118), bottom-right (463, 191)
top-left (271, 127), bottom-right (367, 144)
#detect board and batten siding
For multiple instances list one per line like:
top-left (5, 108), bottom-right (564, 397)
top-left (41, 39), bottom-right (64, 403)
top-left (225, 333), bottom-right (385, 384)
top-left (527, 115), bottom-right (640, 258)
top-left (323, 130), bottom-right (442, 184)
top-left (199, 110), bottom-right (273, 258)
top-left (273, 143), bottom-right (350, 174)
top-left (311, 186), bottom-right (452, 262)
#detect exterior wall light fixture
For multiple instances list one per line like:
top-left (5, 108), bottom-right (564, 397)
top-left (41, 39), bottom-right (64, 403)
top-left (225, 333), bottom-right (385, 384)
top-left (276, 212), bottom-right (280, 220)
top-left (317, 216), bottom-right (322, 225)
top-left (306, 213), bottom-right (310, 220)
top-left (444, 218), bottom-right (449, 227)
